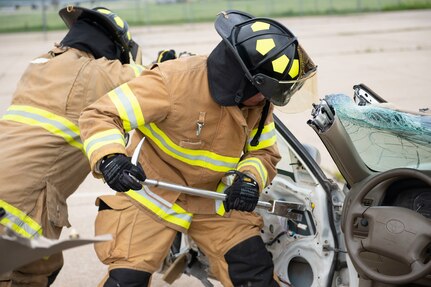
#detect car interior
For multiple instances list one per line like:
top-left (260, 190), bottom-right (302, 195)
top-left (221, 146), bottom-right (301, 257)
top-left (308, 84), bottom-right (431, 286)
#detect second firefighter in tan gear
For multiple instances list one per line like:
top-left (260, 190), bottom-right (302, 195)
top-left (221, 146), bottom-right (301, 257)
top-left (0, 5), bottom-right (182, 286)
top-left (79, 10), bottom-right (317, 287)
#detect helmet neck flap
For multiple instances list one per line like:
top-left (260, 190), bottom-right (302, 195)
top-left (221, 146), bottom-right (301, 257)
top-left (207, 41), bottom-right (259, 106)
top-left (59, 6), bottom-right (140, 64)
top-left (207, 40), bottom-right (270, 147)
top-left (60, 19), bottom-right (121, 61)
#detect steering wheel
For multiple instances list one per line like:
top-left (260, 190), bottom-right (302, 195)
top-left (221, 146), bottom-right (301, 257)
top-left (344, 168), bottom-right (431, 284)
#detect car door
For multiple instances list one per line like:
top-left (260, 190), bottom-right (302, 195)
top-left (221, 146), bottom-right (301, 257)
top-left (260, 114), bottom-right (356, 287)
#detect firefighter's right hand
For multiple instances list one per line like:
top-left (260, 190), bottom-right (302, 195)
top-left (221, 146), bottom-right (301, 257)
top-left (99, 154), bottom-right (146, 192)
top-left (224, 171), bottom-right (259, 212)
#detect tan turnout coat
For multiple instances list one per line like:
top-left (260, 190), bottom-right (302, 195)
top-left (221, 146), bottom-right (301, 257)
top-left (79, 55), bottom-right (281, 231)
top-left (0, 47), bottom-right (141, 232)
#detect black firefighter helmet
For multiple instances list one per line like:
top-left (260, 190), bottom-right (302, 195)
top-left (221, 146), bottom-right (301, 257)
top-left (59, 6), bottom-right (140, 64)
top-left (214, 10), bottom-right (317, 106)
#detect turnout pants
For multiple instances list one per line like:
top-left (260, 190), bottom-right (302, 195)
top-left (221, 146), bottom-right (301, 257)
top-left (94, 194), bottom-right (279, 287)
top-left (0, 188), bottom-right (63, 287)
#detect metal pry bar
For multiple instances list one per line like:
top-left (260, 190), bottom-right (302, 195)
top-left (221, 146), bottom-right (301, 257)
top-left (130, 137), bottom-right (306, 220)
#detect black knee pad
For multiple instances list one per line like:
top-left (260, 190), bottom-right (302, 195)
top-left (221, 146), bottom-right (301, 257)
top-left (225, 235), bottom-right (279, 287)
top-left (104, 268), bottom-right (151, 287)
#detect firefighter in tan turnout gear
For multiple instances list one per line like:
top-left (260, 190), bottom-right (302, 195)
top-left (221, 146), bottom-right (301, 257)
top-left (79, 10), bottom-right (317, 287)
top-left (0, 6), bottom-right (147, 287)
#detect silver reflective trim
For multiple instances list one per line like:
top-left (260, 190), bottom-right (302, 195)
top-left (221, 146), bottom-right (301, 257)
top-left (215, 200), bottom-right (223, 212)
top-left (131, 64), bottom-right (144, 74)
top-left (133, 187), bottom-right (192, 222)
top-left (142, 124), bottom-right (238, 170)
top-left (6, 110), bottom-right (81, 143)
top-left (1, 213), bottom-right (41, 238)
top-left (114, 87), bottom-right (139, 129)
top-left (84, 133), bottom-right (124, 156)
top-left (248, 128), bottom-right (276, 144)
top-left (238, 158), bottom-right (267, 184)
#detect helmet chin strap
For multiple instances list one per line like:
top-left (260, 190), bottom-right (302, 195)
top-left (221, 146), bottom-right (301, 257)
top-left (234, 76), bottom-right (269, 148)
top-left (249, 100), bottom-right (270, 147)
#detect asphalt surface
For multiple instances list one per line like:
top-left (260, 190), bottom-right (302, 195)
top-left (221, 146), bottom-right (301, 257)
top-left (0, 9), bottom-right (430, 287)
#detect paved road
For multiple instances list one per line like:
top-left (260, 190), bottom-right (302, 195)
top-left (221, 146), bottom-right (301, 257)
top-left (0, 9), bottom-right (430, 287)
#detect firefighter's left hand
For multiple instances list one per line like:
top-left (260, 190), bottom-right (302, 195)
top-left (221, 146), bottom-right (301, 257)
top-left (156, 49), bottom-right (177, 63)
top-left (224, 171), bottom-right (259, 212)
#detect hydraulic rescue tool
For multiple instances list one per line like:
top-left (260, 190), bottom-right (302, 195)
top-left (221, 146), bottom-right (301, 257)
top-left (130, 137), bottom-right (307, 223)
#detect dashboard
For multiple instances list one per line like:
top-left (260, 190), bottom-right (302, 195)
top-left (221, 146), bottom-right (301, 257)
top-left (381, 178), bottom-right (431, 219)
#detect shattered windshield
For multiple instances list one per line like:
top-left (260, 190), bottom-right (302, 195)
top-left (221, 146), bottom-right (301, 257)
top-left (325, 94), bottom-right (431, 172)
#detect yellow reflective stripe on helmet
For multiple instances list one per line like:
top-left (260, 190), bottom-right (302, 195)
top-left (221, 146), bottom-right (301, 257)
top-left (256, 38), bottom-right (276, 56)
top-left (237, 157), bottom-right (268, 187)
top-left (83, 129), bottom-right (125, 160)
top-left (251, 21), bottom-right (271, 32)
top-left (0, 200), bottom-right (42, 239)
top-left (1, 105), bottom-right (82, 151)
top-left (247, 122), bottom-right (276, 152)
top-left (272, 54), bottom-right (290, 74)
top-left (128, 63), bottom-right (145, 77)
top-left (139, 123), bottom-right (239, 173)
top-left (96, 8), bottom-right (111, 15)
top-left (108, 83), bottom-right (145, 132)
top-left (113, 16), bottom-right (124, 29)
top-left (95, 8), bottom-right (125, 30)
top-left (126, 188), bottom-right (192, 230)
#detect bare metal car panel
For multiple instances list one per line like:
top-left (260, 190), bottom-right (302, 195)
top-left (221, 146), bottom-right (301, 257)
top-left (0, 228), bottom-right (111, 275)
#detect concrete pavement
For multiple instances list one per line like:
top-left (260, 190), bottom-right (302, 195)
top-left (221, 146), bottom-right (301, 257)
top-left (0, 9), bottom-right (430, 286)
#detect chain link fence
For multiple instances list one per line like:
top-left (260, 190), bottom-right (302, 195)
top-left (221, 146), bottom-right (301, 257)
top-left (1, 0), bottom-right (430, 33)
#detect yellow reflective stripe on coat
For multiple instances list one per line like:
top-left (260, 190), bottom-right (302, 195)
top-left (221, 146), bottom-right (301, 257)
top-left (246, 122), bottom-right (276, 152)
top-left (126, 188), bottom-right (193, 230)
top-left (108, 83), bottom-right (145, 132)
top-left (1, 105), bottom-right (82, 151)
top-left (215, 181), bottom-right (228, 216)
top-left (237, 157), bottom-right (268, 187)
top-left (83, 129), bottom-right (125, 160)
top-left (139, 123), bottom-right (239, 173)
top-left (0, 200), bottom-right (42, 238)
top-left (128, 63), bottom-right (145, 77)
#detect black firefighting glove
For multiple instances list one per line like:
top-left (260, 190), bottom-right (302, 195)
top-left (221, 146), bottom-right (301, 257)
top-left (99, 154), bottom-right (146, 192)
top-left (156, 49), bottom-right (177, 63)
top-left (224, 171), bottom-right (259, 212)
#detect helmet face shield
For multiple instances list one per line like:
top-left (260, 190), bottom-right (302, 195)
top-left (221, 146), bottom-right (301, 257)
top-left (129, 39), bottom-right (142, 65)
top-left (252, 65), bottom-right (317, 106)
